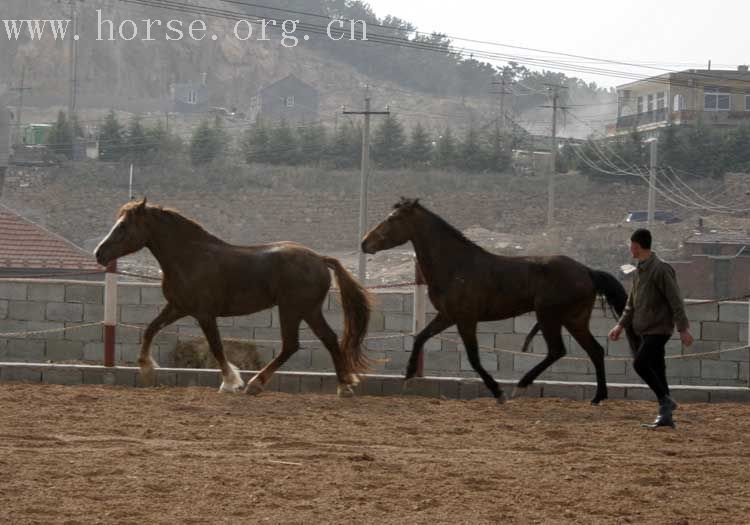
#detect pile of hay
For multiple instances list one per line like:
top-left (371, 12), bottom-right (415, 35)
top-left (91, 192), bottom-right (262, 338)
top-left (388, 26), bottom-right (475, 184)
top-left (172, 339), bottom-right (265, 371)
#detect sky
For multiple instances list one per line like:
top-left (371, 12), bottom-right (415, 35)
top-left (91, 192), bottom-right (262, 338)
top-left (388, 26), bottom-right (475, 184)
top-left (366, 0), bottom-right (750, 88)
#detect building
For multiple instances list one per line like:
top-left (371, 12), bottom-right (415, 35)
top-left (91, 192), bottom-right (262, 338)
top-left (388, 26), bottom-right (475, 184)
top-left (172, 80), bottom-right (209, 114)
top-left (670, 230), bottom-right (750, 299)
top-left (0, 204), bottom-right (103, 278)
top-left (249, 74), bottom-right (319, 123)
top-left (610, 66), bottom-right (750, 135)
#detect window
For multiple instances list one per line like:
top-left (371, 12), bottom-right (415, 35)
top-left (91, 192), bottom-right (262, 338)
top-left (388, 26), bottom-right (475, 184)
top-left (656, 92), bottom-right (665, 110)
top-left (285, 96), bottom-right (295, 107)
top-left (673, 94), bottom-right (686, 111)
top-left (637, 96), bottom-right (644, 114)
top-left (704, 86), bottom-right (730, 111)
top-left (647, 94), bottom-right (654, 112)
top-left (187, 90), bottom-right (197, 105)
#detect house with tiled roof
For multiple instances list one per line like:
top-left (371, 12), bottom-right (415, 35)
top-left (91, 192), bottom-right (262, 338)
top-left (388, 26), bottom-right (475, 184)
top-left (0, 204), bottom-right (103, 278)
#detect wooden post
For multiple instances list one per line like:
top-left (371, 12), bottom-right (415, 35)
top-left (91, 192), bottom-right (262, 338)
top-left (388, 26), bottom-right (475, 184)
top-left (413, 257), bottom-right (427, 377)
top-left (103, 260), bottom-right (118, 367)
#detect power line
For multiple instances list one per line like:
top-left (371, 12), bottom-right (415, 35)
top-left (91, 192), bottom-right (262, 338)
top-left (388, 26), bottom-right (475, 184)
top-left (565, 112), bottom-right (750, 214)
top-left (114, 0), bottom-right (750, 93)
top-left (218, 0), bottom-right (750, 88)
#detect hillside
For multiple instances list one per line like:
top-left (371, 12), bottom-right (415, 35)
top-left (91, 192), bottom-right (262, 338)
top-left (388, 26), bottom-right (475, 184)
top-left (4, 162), bottom-right (745, 284)
top-left (1, 0), bottom-right (613, 139)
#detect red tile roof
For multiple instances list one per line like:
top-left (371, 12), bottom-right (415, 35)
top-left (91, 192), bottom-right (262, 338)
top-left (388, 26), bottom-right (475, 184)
top-left (0, 204), bottom-right (103, 273)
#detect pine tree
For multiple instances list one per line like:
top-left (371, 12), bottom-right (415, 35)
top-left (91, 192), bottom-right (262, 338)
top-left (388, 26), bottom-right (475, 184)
top-left (435, 126), bottom-right (457, 169)
top-left (125, 115), bottom-right (147, 163)
top-left (269, 118), bottom-right (298, 165)
top-left (372, 114), bottom-right (406, 169)
top-left (47, 111), bottom-right (73, 159)
top-left (461, 124), bottom-right (485, 172)
top-left (189, 117), bottom-right (225, 166)
top-left (297, 122), bottom-right (327, 166)
top-left (724, 124), bottom-right (750, 172)
top-left (682, 121), bottom-right (720, 176)
top-left (99, 110), bottom-right (124, 162)
top-left (143, 121), bottom-right (182, 163)
top-left (485, 122), bottom-right (512, 173)
top-left (328, 120), bottom-right (361, 169)
top-left (243, 118), bottom-right (273, 165)
top-left (407, 122), bottom-right (432, 168)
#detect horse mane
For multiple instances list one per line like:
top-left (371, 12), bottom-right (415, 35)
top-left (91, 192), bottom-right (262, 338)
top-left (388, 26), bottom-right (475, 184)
top-left (395, 197), bottom-right (484, 251)
top-left (119, 201), bottom-right (224, 244)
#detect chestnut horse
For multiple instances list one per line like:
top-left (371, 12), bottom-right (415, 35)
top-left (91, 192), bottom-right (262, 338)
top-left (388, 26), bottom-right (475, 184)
top-left (362, 198), bottom-right (637, 405)
top-left (95, 199), bottom-right (371, 397)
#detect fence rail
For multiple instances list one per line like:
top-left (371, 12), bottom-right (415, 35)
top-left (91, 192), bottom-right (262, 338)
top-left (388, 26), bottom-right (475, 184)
top-left (1, 262), bottom-right (749, 388)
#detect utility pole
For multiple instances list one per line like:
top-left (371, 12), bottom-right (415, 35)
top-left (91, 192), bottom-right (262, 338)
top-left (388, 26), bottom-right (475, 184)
top-left (491, 77), bottom-right (512, 130)
top-left (541, 84), bottom-right (568, 229)
top-left (343, 87), bottom-right (390, 282)
top-left (648, 138), bottom-right (658, 228)
top-left (64, 0), bottom-right (80, 116)
top-left (10, 64), bottom-right (31, 144)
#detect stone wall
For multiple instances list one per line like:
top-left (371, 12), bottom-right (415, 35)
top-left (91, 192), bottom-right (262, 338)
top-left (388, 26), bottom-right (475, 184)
top-left (1, 279), bottom-right (748, 387)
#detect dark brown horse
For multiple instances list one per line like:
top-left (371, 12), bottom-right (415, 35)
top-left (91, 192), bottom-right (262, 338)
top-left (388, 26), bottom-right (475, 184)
top-left (362, 198), bottom-right (637, 405)
top-left (95, 199), bottom-right (371, 397)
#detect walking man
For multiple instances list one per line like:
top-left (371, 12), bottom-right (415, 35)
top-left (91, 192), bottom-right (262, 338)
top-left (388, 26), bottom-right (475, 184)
top-left (609, 229), bottom-right (694, 429)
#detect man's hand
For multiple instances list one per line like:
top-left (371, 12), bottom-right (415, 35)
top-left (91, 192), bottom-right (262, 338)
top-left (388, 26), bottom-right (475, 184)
top-left (608, 324), bottom-right (623, 342)
top-left (680, 329), bottom-right (694, 347)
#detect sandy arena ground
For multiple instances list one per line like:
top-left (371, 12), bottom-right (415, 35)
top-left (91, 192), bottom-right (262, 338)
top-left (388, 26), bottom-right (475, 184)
top-left (1, 384), bottom-right (749, 524)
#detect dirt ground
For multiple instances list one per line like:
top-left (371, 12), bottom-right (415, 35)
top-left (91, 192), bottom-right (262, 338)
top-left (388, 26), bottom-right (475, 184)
top-left (1, 384), bottom-right (749, 525)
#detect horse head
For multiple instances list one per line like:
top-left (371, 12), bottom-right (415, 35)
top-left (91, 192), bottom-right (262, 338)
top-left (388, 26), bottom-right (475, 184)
top-left (94, 197), bottom-right (151, 266)
top-left (361, 197), bottom-right (421, 254)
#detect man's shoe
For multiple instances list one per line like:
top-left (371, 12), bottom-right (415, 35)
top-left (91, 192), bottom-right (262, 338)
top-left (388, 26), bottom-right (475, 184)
top-left (641, 414), bottom-right (676, 429)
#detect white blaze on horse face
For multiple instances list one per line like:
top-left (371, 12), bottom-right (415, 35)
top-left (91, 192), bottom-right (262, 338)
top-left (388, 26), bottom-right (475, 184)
top-left (94, 216), bottom-right (124, 256)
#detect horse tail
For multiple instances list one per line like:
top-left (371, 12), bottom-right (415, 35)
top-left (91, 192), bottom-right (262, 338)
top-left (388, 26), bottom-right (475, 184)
top-left (589, 269), bottom-right (639, 356)
top-left (323, 256), bottom-right (372, 377)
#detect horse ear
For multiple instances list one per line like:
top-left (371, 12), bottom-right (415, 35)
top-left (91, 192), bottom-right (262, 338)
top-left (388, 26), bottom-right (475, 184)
top-left (138, 196), bottom-right (147, 210)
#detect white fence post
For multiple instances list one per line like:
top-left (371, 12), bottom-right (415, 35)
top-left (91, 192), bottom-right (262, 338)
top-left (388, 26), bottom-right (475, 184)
top-left (103, 261), bottom-right (118, 367)
top-left (413, 256), bottom-right (427, 377)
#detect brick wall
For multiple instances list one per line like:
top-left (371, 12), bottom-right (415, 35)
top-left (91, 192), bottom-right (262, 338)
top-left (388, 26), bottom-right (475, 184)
top-left (1, 280), bottom-right (748, 387)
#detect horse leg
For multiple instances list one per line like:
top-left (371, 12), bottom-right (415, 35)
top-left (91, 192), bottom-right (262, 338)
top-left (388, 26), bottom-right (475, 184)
top-left (405, 312), bottom-right (454, 379)
top-left (245, 312), bottom-right (301, 396)
top-left (305, 306), bottom-right (357, 397)
top-left (139, 303), bottom-right (184, 386)
top-left (566, 324), bottom-right (608, 405)
top-left (515, 317), bottom-right (566, 396)
top-left (521, 323), bottom-right (541, 353)
top-left (457, 321), bottom-right (506, 403)
top-left (197, 317), bottom-right (244, 393)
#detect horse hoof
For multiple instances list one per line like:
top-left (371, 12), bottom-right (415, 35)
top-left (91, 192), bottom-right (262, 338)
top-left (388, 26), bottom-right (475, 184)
top-left (219, 382), bottom-right (242, 394)
top-left (139, 368), bottom-right (158, 387)
top-left (496, 391), bottom-right (508, 405)
top-left (244, 383), bottom-right (263, 396)
top-left (511, 386), bottom-right (527, 399)
top-left (138, 358), bottom-right (159, 387)
top-left (402, 378), bottom-right (417, 393)
top-left (337, 384), bottom-right (355, 398)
